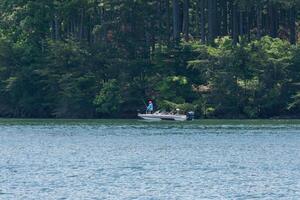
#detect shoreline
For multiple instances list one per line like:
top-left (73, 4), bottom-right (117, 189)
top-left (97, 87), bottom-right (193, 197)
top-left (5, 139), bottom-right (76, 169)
top-left (1, 118), bottom-right (300, 126)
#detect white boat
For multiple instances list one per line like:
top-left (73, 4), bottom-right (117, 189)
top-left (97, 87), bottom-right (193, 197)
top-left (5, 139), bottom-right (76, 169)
top-left (138, 113), bottom-right (187, 121)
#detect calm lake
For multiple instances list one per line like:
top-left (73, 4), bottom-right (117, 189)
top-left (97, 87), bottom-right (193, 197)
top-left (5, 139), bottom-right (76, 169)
top-left (1, 119), bottom-right (300, 199)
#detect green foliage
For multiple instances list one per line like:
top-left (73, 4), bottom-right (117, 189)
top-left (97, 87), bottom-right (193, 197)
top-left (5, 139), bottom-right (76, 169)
top-left (94, 79), bottom-right (123, 115)
top-left (187, 36), bottom-right (296, 118)
top-left (0, 1), bottom-right (299, 118)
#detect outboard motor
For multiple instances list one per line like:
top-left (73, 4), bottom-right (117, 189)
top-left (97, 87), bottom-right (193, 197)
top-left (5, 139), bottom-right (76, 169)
top-left (186, 111), bottom-right (195, 121)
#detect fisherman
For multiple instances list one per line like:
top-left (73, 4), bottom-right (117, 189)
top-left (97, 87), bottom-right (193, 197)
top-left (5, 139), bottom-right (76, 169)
top-left (146, 100), bottom-right (154, 114)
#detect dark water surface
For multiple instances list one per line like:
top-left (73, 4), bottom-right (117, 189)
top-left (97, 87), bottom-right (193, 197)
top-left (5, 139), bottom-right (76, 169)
top-left (1, 120), bottom-right (300, 199)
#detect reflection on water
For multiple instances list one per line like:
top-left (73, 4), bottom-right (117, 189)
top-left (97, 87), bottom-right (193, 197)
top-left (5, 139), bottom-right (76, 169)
top-left (1, 122), bottom-right (300, 199)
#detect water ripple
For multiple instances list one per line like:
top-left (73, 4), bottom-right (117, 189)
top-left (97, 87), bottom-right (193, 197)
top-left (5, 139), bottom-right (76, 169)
top-left (0, 122), bottom-right (300, 199)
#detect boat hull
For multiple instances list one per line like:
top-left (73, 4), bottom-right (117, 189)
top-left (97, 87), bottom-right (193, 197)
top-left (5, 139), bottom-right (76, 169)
top-left (138, 114), bottom-right (187, 121)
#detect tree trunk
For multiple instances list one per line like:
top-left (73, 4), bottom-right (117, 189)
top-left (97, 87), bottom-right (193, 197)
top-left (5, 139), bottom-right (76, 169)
top-left (200, 0), bottom-right (206, 44)
top-left (80, 8), bottom-right (84, 40)
top-left (87, 14), bottom-right (91, 44)
top-left (257, 3), bottom-right (262, 39)
top-left (269, 3), bottom-right (278, 38)
top-left (239, 11), bottom-right (244, 36)
top-left (222, 0), bottom-right (228, 36)
top-left (172, 0), bottom-right (180, 41)
top-left (51, 20), bottom-right (55, 40)
top-left (183, 0), bottom-right (189, 41)
top-left (289, 6), bottom-right (296, 44)
top-left (166, 0), bottom-right (171, 43)
top-left (246, 10), bottom-right (251, 41)
top-left (208, 0), bottom-right (216, 43)
top-left (54, 14), bottom-right (61, 40)
top-left (232, 2), bottom-right (239, 45)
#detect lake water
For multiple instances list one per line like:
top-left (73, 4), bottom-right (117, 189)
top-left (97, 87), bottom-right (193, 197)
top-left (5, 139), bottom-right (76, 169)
top-left (1, 120), bottom-right (300, 199)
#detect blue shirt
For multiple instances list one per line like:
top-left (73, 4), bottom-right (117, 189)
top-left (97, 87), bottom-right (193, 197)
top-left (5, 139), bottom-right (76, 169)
top-left (147, 103), bottom-right (153, 111)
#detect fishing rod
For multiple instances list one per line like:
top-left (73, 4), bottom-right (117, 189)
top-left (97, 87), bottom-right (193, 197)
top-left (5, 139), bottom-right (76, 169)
top-left (142, 99), bottom-right (147, 107)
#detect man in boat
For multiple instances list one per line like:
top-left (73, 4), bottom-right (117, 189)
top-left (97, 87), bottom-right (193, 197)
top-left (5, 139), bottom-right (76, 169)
top-left (146, 100), bottom-right (154, 114)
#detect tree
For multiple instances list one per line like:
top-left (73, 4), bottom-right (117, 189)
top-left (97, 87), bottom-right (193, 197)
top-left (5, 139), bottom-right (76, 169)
top-left (0, 0), bottom-right (299, 118)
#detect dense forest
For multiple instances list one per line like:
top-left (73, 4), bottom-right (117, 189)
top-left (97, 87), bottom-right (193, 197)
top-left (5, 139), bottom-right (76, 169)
top-left (0, 0), bottom-right (300, 118)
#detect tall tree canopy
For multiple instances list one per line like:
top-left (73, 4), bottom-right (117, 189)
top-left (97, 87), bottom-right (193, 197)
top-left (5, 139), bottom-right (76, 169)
top-left (0, 0), bottom-right (299, 118)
